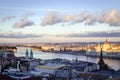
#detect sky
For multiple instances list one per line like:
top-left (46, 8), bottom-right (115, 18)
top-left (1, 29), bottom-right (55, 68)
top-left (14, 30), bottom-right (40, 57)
top-left (0, 0), bottom-right (120, 43)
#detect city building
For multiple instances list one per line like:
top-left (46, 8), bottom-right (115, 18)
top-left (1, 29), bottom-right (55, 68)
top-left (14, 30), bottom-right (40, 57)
top-left (30, 49), bottom-right (33, 59)
top-left (34, 63), bottom-right (65, 74)
top-left (98, 48), bottom-right (109, 70)
top-left (25, 49), bottom-right (34, 59)
top-left (0, 50), bottom-right (15, 59)
top-left (96, 39), bottom-right (120, 53)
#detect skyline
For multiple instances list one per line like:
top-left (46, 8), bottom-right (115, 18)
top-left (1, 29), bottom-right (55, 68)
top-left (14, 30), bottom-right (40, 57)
top-left (0, 0), bottom-right (120, 43)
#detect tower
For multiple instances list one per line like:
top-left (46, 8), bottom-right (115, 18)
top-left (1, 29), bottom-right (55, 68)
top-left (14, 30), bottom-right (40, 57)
top-left (63, 47), bottom-right (66, 51)
top-left (98, 48), bottom-right (108, 70)
top-left (26, 49), bottom-right (29, 59)
top-left (60, 47), bottom-right (62, 51)
top-left (103, 39), bottom-right (111, 52)
top-left (105, 38), bottom-right (109, 44)
top-left (97, 42), bottom-right (101, 52)
top-left (17, 60), bottom-right (20, 71)
top-left (30, 49), bottom-right (33, 59)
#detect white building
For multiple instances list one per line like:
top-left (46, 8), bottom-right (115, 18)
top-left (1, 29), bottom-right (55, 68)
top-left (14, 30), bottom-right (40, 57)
top-left (34, 63), bottom-right (65, 74)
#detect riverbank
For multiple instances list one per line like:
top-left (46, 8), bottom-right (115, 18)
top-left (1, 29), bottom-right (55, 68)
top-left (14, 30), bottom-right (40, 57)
top-left (85, 54), bottom-right (120, 60)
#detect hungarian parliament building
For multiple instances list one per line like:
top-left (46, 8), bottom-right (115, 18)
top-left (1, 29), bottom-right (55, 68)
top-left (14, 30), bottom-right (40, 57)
top-left (86, 39), bottom-right (120, 58)
top-left (95, 39), bottom-right (120, 53)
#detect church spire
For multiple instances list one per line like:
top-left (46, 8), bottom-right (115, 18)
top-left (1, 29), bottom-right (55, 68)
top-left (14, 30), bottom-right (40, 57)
top-left (30, 48), bottom-right (33, 59)
top-left (99, 48), bottom-right (104, 64)
top-left (26, 49), bottom-right (29, 59)
top-left (105, 38), bottom-right (109, 44)
top-left (98, 46), bottom-right (108, 70)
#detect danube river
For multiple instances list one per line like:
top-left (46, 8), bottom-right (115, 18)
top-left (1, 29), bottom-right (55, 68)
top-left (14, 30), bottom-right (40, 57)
top-left (15, 47), bottom-right (120, 70)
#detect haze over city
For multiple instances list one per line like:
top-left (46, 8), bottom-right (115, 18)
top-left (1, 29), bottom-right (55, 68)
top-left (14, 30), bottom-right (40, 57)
top-left (0, 0), bottom-right (120, 43)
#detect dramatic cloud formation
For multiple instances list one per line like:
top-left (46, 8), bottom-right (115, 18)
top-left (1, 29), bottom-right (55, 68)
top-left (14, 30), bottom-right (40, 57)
top-left (105, 10), bottom-right (120, 26)
top-left (41, 10), bottom-right (120, 27)
top-left (73, 11), bottom-right (98, 25)
top-left (41, 12), bottom-right (62, 26)
top-left (2, 16), bottom-right (15, 22)
top-left (13, 12), bottom-right (34, 28)
top-left (57, 30), bottom-right (120, 37)
top-left (0, 32), bottom-right (43, 38)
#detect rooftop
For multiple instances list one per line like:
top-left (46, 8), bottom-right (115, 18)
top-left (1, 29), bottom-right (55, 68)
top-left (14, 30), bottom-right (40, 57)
top-left (36, 64), bottom-right (65, 70)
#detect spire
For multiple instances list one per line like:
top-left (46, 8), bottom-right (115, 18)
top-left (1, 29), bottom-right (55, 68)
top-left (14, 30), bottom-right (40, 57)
top-left (99, 48), bottom-right (104, 63)
top-left (17, 60), bottom-right (20, 71)
top-left (26, 49), bottom-right (29, 59)
top-left (60, 47), bottom-right (62, 51)
top-left (64, 47), bottom-right (66, 51)
top-left (98, 47), bottom-right (108, 70)
top-left (105, 38), bottom-right (109, 44)
top-left (30, 48), bottom-right (33, 59)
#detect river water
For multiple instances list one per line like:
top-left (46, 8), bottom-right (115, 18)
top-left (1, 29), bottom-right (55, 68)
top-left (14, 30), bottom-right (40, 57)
top-left (15, 47), bottom-right (120, 70)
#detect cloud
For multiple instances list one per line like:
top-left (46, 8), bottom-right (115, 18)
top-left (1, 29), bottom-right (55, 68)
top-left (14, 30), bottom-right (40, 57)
top-left (97, 11), bottom-right (107, 23)
top-left (41, 10), bottom-right (120, 27)
top-left (41, 12), bottom-right (77, 26)
top-left (13, 12), bottom-right (34, 28)
top-left (105, 10), bottom-right (120, 26)
top-left (13, 19), bottom-right (34, 28)
top-left (57, 30), bottom-right (120, 37)
top-left (74, 11), bottom-right (97, 25)
top-left (0, 32), bottom-right (43, 38)
top-left (40, 11), bottom-right (98, 26)
top-left (41, 12), bottom-right (62, 26)
top-left (2, 16), bottom-right (15, 22)
top-left (63, 14), bottom-right (76, 22)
